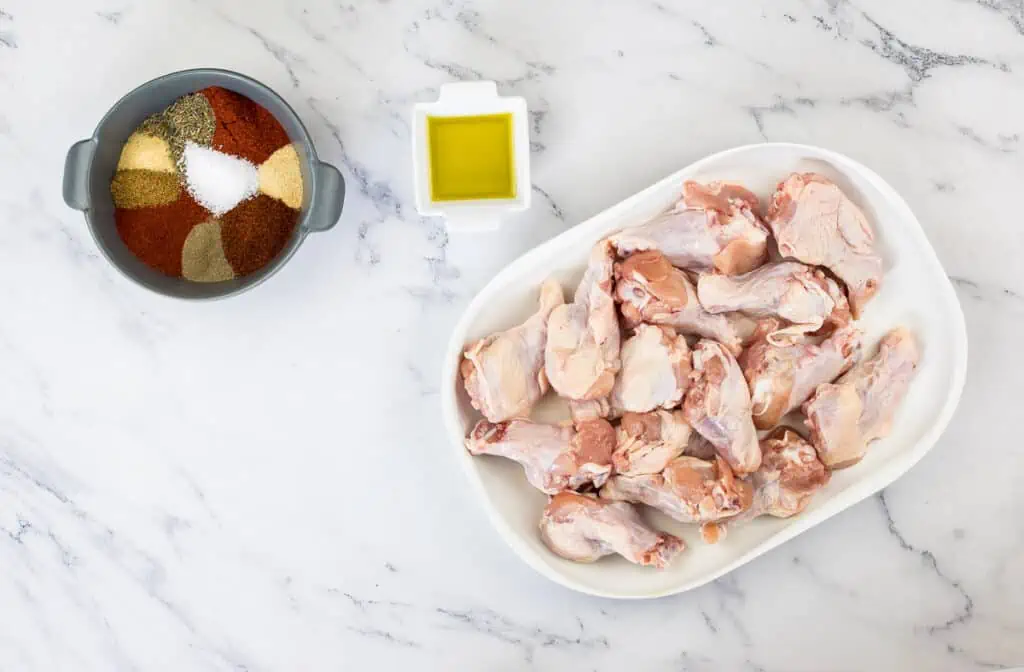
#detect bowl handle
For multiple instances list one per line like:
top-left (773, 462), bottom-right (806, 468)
top-left (305, 161), bottom-right (345, 232)
top-left (63, 139), bottom-right (97, 211)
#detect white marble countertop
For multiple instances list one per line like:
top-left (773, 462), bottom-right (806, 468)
top-left (1, 0), bottom-right (1022, 669)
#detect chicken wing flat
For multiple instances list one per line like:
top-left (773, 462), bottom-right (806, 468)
top-left (466, 418), bottom-right (615, 494)
top-left (600, 455), bottom-right (753, 525)
top-left (461, 279), bottom-right (565, 422)
top-left (614, 250), bottom-right (748, 355)
top-left (767, 173), bottom-right (883, 317)
top-left (545, 241), bottom-right (621, 400)
top-left (610, 324), bottom-right (691, 415)
top-left (740, 320), bottom-right (862, 430)
top-left (609, 181), bottom-right (769, 275)
top-left (697, 261), bottom-right (851, 340)
top-left (683, 340), bottom-right (761, 475)
top-left (612, 410), bottom-right (692, 476)
top-left (540, 492), bottom-right (686, 568)
top-left (803, 328), bottom-right (919, 469)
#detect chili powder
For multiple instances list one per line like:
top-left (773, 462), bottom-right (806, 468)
top-left (220, 195), bottom-right (298, 276)
top-left (115, 191), bottom-right (208, 277)
top-left (200, 86), bottom-right (290, 165)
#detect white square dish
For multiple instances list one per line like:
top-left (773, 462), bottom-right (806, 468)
top-left (411, 81), bottom-right (531, 232)
top-left (440, 143), bottom-right (968, 599)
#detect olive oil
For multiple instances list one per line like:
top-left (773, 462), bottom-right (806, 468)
top-left (427, 113), bottom-right (516, 202)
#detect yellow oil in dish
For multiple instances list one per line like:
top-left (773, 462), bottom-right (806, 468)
top-left (427, 113), bottom-right (515, 202)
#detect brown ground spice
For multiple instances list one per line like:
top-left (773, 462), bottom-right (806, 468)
top-left (116, 191), bottom-right (209, 277)
top-left (220, 194), bottom-right (298, 276)
top-left (111, 170), bottom-right (180, 209)
top-left (200, 86), bottom-right (290, 165)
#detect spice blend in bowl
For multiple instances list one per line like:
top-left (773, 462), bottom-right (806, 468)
top-left (111, 86), bottom-right (305, 283)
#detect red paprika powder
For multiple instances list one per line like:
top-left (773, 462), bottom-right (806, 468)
top-left (200, 86), bottom-right (290, 164)
top-left (115, 191), bottom-right (208, 277)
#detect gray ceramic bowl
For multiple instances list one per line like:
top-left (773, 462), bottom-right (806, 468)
top-left (63, 68), bottom-right (345, 300)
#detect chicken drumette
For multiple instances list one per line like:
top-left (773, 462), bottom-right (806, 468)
top-left (683, 340), bottom-right (761, 475)
top-left (540, 492), bottom-right (686, 568)
top-left (461, 279), bottom-right (564, 422)
top-left (610, 181), bottom-right (770, 275)
top-left (803, 327), bottom-right (919, 469)
top-left (707, 427), bottom-right (831, 540)
top-left (767, 173), bottom-right (883, 317)
top-left (545, 241), bottom-right (621, 401)
top-left (600, 455), bottom-right (753, 531)
top-left (612, 410), bottom-right (692, 476)
top-left (748, 427), bottom-right (830, 518)
top-left (610, 324), bottom-right (691, 415)
top-left (465, 418), bottom-right (616, 493)
top-left (740, 319), bottom-right (862, 430)
top-left (697, 261), bottom-right (851, 340)
top-left (614, 250), bottom-right (750, 355)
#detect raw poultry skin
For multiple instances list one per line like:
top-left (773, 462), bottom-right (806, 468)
top-left (613, 410), bottom-right (692, 476)
top-left (614, 250), bottom-right (749, 355)
top-left (749, 427), bottom-right (830, 518)
top-left (740, 319), bottom-right (862, 430)
top-left (545, 240), bottom-right (622, 400)
top-left (569, 397), bottom-right (611, 424)
top-left (696, 261), bottom-right (851, 340)
top-left (609, 181), bottom-right (770, 275)
top-left (767, 173), bottom-right (883, 317)
top-left (803, 327), bottom-right (919, 469)
top-left (683, 340), bottom-right (762, 475)
top-left (461, 279), bottom-right (565, 422)
top-left (610, 324), bottom-right (691, 415)
top-left (600, 455), bottom-right (753, 526)
top-left (465, 418), bottom-right (616, 494)
top-left (707, 427), bottom-right (830, 540)
top-left (539, 492), bottom-right (686, 568)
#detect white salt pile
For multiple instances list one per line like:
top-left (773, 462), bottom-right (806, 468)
top-left (181, 142), bottom-right (258, 215)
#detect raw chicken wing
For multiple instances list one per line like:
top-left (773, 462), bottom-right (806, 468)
top-left (613, 410), bottom-right (692, 476)
top-left (610, 325), bottom-right (691, 414)
top-left (545, 241), bottom-right (621, 400)
top-left (466, 418), bottom-right (615, 494)
top-left (767, 173), bottom-right (883, 316)
top-left (569, 398), bottom-right (611, 423)
top-left (803, 328), bottom-right (919, 469)
top-left (749, 427), bottom-right (830, 518)
top-left (740, 320), bottom-right (862, 429)
top-left (614, 250), bottom-right (748, 355)
top-left (539, 492), bottom-right (686, 568)
top-left (600, 455), bottom-right (753, 525)
top-left (609, 181), bottom-right (769, 275)
top-left (697, 261), bottom-right (851, 339)
top-left (683, 340), bottom-right (761, 475)
top-left (713, 427), bottom-right (830, 539)
top-left (461, 279), bottom-right (564, 422)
